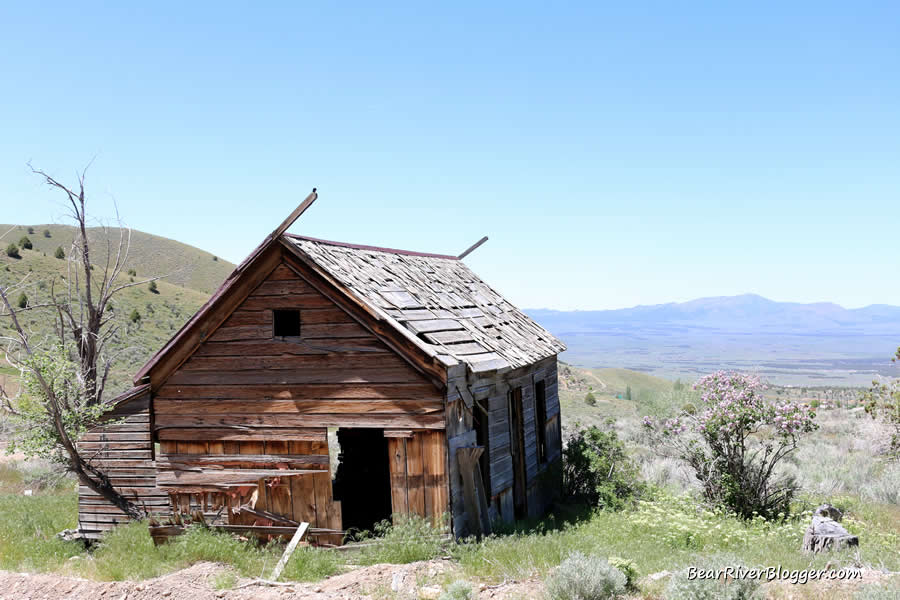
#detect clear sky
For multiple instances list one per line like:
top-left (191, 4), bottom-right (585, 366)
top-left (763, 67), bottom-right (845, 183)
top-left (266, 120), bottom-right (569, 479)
top-left (1, 2), bottom-right (898, 310)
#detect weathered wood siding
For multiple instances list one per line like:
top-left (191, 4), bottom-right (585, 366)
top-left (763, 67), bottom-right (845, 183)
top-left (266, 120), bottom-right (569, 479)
top-left (386, 430), bottom-right (449, 525)
top-left (77, 388), bottom-right (166, 539)
top-left (154, 261), bottom-right (445, 439)
top-left (156, 437), bottom-right (341, 541)
top-left (445, 356), bottom-right (561, 535)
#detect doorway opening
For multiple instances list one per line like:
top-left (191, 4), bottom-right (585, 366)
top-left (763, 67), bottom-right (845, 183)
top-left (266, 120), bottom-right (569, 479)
top-left (331, 428), bottom-right (392, 534)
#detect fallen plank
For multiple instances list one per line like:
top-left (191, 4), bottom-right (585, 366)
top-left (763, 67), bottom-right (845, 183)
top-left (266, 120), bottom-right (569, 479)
top-left (270, 522), bottom-right (310, 581)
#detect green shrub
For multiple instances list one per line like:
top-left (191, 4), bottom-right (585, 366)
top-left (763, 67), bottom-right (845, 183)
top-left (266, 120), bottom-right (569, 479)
top-left (27, 227), bottom-right (34, 234)
top-left (19, 236), bottom-right (32, 250)
top-left (607, 556), bottom-right (637, 590)
top-left (665, 555), bottom-right (762, 600)
top-left (54, 246), bottom-right (65, 259)
top-left (544, 551), bottom-right (626, 600)
top-left (439, 580), bottom-right (474, 600)
top-left (129, 309), bottom-right (141, 323)
top-left (17, 293), bottom-right (28, 309)
top-left (563, 426), bottom-right (644, 510)
top-left (6, 243), bottom-right (20, 258)
top-left (127, 268), bottom-right (136, 276)
top-left (585, 392), bottom-right (597, 406)
top-left (148, 280), bottom-right (159, 294)
top-left (43, 229), bottom-right (51, 238)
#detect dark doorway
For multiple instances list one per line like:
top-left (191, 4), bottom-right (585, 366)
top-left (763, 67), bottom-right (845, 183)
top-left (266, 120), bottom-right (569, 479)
top-left (331, 428), bottom-right (392, 534)
top-left (508, 387), bottom-right (527, 520)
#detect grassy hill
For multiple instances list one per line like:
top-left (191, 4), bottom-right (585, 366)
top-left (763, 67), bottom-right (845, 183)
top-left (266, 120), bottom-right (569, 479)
top-left (0, 224), bottom-right (235, 397)
top-left (558, 363), bottom-right (684, 429)
top-left (1, 224), bottom-right (234, 294)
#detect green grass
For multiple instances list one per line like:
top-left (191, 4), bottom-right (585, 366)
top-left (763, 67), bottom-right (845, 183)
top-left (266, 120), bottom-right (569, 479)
top-left (0, 491), bottom-right (80, 573)
top-left (452, 493), bottom-right (900, 586)
top-left (88, 522), bottom-right (280, 581)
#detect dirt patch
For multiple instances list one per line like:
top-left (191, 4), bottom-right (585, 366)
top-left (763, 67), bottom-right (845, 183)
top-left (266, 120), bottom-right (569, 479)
top-left (0, 559), bottom-right (539, 600)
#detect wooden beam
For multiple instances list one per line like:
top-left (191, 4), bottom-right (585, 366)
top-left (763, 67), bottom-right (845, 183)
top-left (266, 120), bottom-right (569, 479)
top-left (457, 236), bottom-right (488, 260)
top-left (270, 522), bottom-right (310, 581)
top-left (272, 189), bottom-right (318, 239)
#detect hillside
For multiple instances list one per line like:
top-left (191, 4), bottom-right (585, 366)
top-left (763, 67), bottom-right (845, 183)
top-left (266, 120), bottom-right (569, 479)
top-left (0, 225), bottom-right (234, 294)
top-left (0, 224), bottom-right (235, 396)
top-left (529, 294), bottom-right (900, 386)
top-left (557, 363), bottom-right (679, 429)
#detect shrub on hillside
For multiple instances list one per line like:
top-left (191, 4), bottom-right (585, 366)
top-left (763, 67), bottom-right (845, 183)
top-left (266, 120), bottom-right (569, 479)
top-left (148, 280), bottom-right (159, 294)
top-left (563, 425), bottom-right (644, 510)
top-left (54, 246), bottom-right (65, 259)
top-left (607, 557), bottom-right (637, 590)
top-left (585, 392), bottom-right (597, 406)
top-left (439, 580), bottom-right (474, 600)
top-left (6, 243), bottom-right (20, 258)
top-left (544, 552), bottom-right (626, 600)
top-left (26, 227), bottom-right (34, 234)
top-left (43, 229), bottom-right (51, 238)
top-left (16, 293), bottom-right (27, 309)
top-left (643, 372), bottom-right (817, 520)
top-left (129, 309), bottom-right (141, 323)
top-left (18, 236), bottom-right (32, 250)
top-left (665, 555), bottom-right (762, 600)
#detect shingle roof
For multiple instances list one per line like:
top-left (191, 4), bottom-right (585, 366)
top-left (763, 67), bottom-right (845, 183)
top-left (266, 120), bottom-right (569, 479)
top-left (284, 235), bottom-right (566, 373)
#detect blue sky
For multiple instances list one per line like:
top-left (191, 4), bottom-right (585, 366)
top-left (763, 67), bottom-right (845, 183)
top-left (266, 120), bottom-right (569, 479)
top-left (1, 2), bottom-right (898, 310)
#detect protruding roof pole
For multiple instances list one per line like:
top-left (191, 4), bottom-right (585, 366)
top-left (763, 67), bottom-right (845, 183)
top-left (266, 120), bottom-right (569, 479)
top-left (272, 188), bottom-right (318, 238)
top-left (457, 236), bottom-right (488, 260)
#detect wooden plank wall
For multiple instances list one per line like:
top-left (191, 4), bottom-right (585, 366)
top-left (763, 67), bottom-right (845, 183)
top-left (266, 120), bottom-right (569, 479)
top-left (386, 430), bottom-right (448, 525)
top-left (444, 356), bottom-right (562, 533)
top-left (154, 262), bottom-right (445, 439)
top-left (157, 437), bottom-right (342, 541)
top-left (77, 390), bottom-right (167, 539)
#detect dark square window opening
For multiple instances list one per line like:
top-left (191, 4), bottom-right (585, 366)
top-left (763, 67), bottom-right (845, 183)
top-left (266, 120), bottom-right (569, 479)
top-left (273, 309), bottom-right (301, 337)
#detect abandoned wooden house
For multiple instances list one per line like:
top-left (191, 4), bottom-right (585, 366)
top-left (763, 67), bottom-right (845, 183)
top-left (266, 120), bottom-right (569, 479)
top-left (77, 192), bottom-right (566, 543)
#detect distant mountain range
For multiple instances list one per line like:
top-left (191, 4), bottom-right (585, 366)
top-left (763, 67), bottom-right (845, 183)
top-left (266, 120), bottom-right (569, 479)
top-left (526, 295), bottom-right (900, 386)
top-left (528, 294), bottom-right (900, 336)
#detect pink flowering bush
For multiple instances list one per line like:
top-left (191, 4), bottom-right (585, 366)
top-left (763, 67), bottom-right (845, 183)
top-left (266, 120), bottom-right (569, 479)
top-left (642, 371), bottom-right (817, 520)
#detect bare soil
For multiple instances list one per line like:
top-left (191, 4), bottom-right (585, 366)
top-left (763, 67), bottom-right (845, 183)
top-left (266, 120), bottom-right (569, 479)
top-left (0, 561), bottom-right (894, 599)
top-left (0, 559), bottom-right (540, 600)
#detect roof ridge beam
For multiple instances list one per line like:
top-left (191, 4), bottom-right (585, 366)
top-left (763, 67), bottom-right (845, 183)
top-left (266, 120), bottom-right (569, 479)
top-left (458, 236), bottom-right (488, 260)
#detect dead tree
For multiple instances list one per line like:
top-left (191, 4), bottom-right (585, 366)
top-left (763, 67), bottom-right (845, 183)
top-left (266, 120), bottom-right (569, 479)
top-left (0, 164), bottom-right (161, 520)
